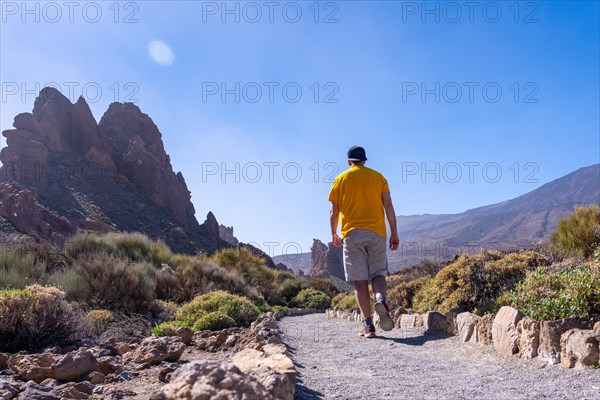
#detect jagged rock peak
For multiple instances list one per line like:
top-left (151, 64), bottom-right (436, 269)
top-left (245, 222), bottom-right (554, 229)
top-left (219, 224), bottom-right (239, 245)
top-left (0, 87), bottom-right (227, 254)
top-left (309, 239), bottom-right (344, 281)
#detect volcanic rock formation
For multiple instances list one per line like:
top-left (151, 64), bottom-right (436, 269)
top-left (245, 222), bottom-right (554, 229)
top-left (0, 87), bottom-right (227, 254)
top-left (308, 239), bottom-right (344, 280)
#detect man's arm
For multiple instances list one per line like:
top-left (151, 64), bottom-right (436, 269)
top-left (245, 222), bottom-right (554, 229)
top-left (382, 192), bottom-right (399, 250)
top-left (330, 202), bottom-right (342, 247)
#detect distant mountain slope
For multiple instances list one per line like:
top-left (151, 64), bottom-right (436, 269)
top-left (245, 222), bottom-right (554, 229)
top-left (278, 164), bottom-right (600, 273)
top-left (273, 252), bottom-right (311, 275)
top-left (389, 164), bottom-right (600, 270)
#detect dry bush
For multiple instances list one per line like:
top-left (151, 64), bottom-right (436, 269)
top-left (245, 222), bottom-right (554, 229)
top-left (98, 314), bottom-right (152, 343)
top-left (0, 285), bottom-right (85, 352)
top-left (149, 300), bottom-right (178, 324)
top-left (156, 254), bottom-right (256, 303)
top-left (551, 204), bottom-right (600, 259)
top-left (86, 309), bottom-right (116, 338)
top-left (74, 252), bottom-right (156, 312)
top-left (65, 232), bottom-right (171, 267)
top-left (387, 259), bottom-right (444, 289)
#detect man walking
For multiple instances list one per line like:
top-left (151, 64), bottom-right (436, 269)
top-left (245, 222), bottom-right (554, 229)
top-left (329, 146), bottom-right (399, 338)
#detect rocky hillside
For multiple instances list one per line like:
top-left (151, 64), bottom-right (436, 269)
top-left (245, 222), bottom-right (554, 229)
top-left (0, 87), bottom-right (228, 254)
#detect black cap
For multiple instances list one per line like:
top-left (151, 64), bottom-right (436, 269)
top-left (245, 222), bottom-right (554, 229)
top-left (347, 146), bottom-right (367, 161)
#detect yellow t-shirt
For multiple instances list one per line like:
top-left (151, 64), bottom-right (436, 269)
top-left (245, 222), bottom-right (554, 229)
top-left (328, 165), bottom-right (390, 239)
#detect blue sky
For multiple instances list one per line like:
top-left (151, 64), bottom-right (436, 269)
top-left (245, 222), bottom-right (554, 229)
top-left (1, 1), bottom-right (599, 258)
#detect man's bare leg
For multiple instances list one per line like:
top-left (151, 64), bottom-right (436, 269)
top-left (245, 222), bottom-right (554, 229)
top-left (372, 275), bottom-right (394, 331)
top-left (354, 280), bottom-right (372, 318)
top-left (371, 275), bottom-right (387, 300)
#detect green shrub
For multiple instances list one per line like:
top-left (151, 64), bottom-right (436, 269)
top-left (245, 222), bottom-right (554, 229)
top-left (0, 285), bottom-right (84, 351)
top-left (73, 252), bottom-right (156, 312)
top-left (176, 290), bottom-right (260, 328)
top-left (64, 233), bottom-right (115, 260)
top-left (211, 247), bottom-right (261, 267)
top-left (112, 233), bottom-right (171, 266)
top-left (551, 204), bottom-right (600, 259)
top-left (192, 312), bottom-right (236, 331)
top-left (497, 266), bottom-right (600, 320)
top-left (331, 292), bottom-right (358, 309)
top-left (152, 321), bottom-right (181, 337)
top-left (290, 289), bottom-right (331, 310)
top-left (413, 251), bottom-right (548, 315)
top-left (279, 278), bottom-right (304, 302)
top-left (0, 245), bottom-right (45, 289)
top-left (303, 278), bottom-right (340, 299)
top-left (387, 276), bottom-right (430, 310)
top-left (210, 247), bottom-right (279, 301)
top-left (46, 268), bottom-right (90, 301)
top-left (275, 270), bottom-right (296, 283)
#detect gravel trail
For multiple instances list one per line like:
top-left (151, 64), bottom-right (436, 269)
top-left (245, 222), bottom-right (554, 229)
top-left (278, 313), bottom-right (599, 400)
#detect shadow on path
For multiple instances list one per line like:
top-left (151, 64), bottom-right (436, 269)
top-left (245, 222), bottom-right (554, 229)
top-left (374, 330), bottom-right (453, 345)
top-left (294, 384), bottom-right (325, 400)
top-left (286, 343), bottom-right (325, 399)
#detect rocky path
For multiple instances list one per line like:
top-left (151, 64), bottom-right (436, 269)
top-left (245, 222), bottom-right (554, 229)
top-left (279, 313), bottom-right (600, 400)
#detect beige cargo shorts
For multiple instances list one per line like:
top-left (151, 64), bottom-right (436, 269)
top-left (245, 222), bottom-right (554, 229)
top-left (342, 228), bottom-right (388, 282)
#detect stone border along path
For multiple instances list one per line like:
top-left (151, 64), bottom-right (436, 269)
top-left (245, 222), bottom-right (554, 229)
top-left (278, 313), bottom-right (600, 400)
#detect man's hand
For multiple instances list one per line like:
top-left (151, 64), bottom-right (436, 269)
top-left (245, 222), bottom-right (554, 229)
top-left (332, 233), bottom-right (342, 247)
top-left (389, 233), bottom-right (399, 251)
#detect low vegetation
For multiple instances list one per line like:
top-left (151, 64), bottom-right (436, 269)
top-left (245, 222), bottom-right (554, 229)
top-left (497, 266), bottom-right (600, 320)
top-left (0, 285), bottom-right (85, 352)
top-left (0, 233), bottom-right (341, 350)
top-left (411, 251), bottom-right (549, 315)
top-left (290, 288), bottom-right (331, 310)
top-left (3, 204), bottom-right (599, 351)
top-left (331, 292), bottom-right (358, 310)
top-left (550, 204), bottom-right (600, 259)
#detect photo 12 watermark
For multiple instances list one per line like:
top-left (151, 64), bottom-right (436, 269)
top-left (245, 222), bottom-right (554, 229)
top-left (1, 1), bottom-right (140, 24)
top-left (401, 162), bottom-right (540, 184)
top-left (201, 161), bottom-right (342, 184)
top-left (246, 241), bottom-right (304, 261)
top-left (280, 321), bottom-right (342, 343)
top-left (397, 240), bottom-right (525, 263)
top-left (401, 82), bottom-right (539, 104)
top-left (0, 160), bottom-right (146, 185)
top-left (201, 82), bottom-right (339, 104)
top-left (400, 1), bottom-right (539, 24)
top-left (1, 81), bottom-right (140, 104)
top-left (200, 1), bottom-right (339, 23)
